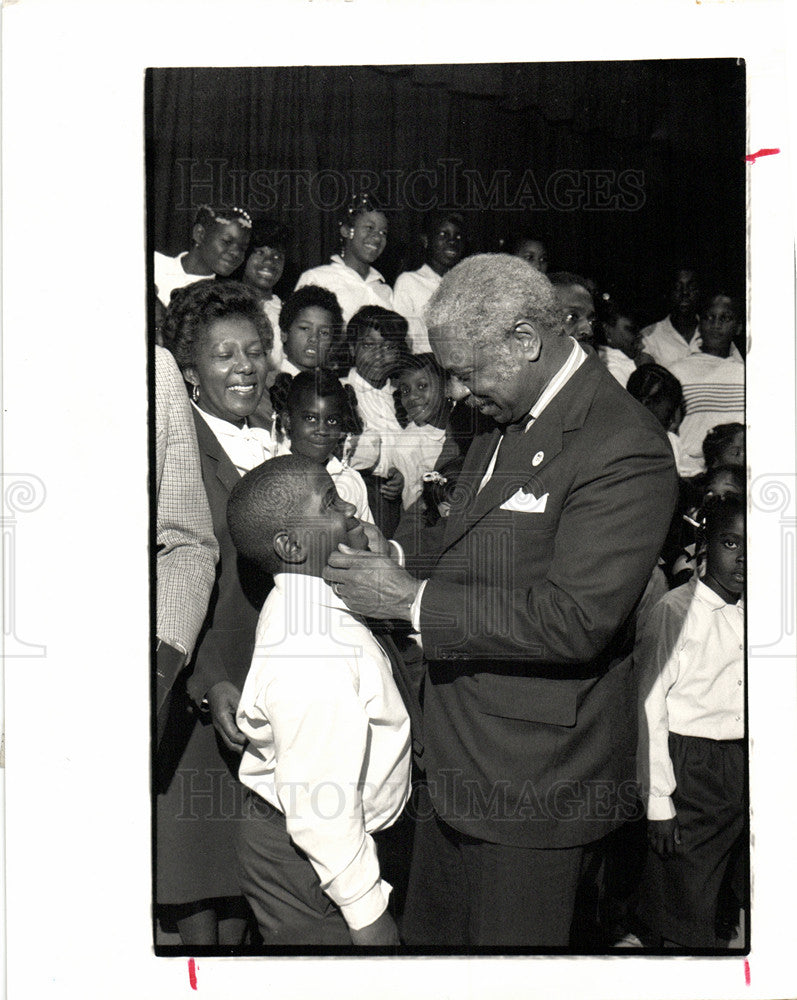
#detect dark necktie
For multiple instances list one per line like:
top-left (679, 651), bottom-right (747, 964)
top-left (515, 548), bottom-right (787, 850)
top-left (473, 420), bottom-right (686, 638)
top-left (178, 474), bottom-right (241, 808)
top-left (368, 623), bottom-right (425, 769)
top-left (486, 418), bottom-right (532, 487)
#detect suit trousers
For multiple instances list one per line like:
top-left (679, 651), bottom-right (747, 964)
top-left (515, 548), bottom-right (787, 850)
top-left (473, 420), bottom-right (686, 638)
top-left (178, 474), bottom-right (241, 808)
top-left (402, 784), bottom-right (584, 947)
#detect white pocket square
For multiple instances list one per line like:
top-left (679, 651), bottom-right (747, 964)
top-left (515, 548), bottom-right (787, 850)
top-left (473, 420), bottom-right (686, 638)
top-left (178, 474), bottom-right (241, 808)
top-left (500, 489), bottom-right (549, 513)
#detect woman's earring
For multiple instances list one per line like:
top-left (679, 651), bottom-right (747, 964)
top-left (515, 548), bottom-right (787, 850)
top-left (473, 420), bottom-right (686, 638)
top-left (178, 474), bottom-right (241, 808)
top-left (192, 383), bottom-right (200, 403)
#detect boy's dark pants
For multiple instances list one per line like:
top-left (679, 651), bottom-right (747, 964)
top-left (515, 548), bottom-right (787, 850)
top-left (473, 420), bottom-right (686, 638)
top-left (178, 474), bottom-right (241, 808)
top-left (636, 733), bottom-right (746, 948)
top-left (236, 789), bottom-right (352, 945)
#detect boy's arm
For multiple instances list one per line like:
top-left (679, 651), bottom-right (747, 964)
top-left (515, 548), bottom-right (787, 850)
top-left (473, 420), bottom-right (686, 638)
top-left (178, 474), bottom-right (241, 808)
top-left (635, 594), bottom-right (686, 824)
top-left (265, 658), bottom-right (397, 935)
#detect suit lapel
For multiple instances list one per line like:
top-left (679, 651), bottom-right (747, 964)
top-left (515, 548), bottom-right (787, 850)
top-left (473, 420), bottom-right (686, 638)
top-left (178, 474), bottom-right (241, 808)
top-left (441, 426), bottom-right (501, 551)
top-left (464, 408), bottom-right (564, 528)
top-left (192, 407), bottom-right (242, 495)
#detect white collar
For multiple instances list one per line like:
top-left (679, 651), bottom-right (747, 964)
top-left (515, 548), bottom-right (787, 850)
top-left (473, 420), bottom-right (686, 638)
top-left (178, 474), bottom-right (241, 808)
top-left (330, 253), bottom-right (385, 285)
top-left (192, 403), bottom-right (253, 438)
top-left (525, 338), bottom-right (587, 428)
top-left (347, 367), bottom-right (391, 394)
top-left (694, 577), bottom-right (743, 611)
top-left (273, 572), bottom-right (352, 613)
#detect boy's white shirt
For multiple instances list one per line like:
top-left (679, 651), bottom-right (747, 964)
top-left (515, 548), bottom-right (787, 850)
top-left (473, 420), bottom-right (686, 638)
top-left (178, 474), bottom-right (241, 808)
top-left (635, 576), bottom-right (745, 820)
top-left (237, 573), bottom-right (411, 930)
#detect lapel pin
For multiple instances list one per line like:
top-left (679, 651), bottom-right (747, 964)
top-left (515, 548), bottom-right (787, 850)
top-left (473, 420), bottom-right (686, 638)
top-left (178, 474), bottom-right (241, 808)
top-left (532, 451), bottom-right (544, 466)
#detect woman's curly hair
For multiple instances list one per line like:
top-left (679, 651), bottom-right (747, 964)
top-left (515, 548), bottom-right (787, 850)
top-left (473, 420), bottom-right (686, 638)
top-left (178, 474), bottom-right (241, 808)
top-left (163, 279), bottom-right (273, 373)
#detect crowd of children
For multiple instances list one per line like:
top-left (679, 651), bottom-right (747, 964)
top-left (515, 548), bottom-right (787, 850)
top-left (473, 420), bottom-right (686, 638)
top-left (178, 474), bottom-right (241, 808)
top-left (153, 196), bottom-right (747, 952)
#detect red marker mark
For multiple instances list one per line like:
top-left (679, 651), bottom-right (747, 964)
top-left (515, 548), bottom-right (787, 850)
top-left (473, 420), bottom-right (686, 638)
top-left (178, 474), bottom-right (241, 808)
top-left (745, 148), bottom-right (780, 163)
top-left (744, 959), bottom-right (750, 985)
top-left (188, 958), bottom-right (198, 990)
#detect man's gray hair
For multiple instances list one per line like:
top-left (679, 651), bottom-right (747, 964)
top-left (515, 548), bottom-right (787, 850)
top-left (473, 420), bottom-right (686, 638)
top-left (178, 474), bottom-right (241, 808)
top-left (424, 253), bottom-right (563, 352)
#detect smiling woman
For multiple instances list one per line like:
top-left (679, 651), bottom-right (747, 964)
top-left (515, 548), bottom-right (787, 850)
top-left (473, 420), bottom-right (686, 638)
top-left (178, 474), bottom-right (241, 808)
top-left (156, 280), bottom-right (275, 947)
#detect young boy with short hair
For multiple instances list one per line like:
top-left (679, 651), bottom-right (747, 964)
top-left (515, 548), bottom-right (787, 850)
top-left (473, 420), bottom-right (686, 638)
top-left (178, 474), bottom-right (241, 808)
top-left (227, 454), bottom-right (411, 946)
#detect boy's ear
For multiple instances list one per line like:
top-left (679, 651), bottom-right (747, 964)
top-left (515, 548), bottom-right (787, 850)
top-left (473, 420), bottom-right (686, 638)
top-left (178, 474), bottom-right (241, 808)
top-left (192, 223), bottom-right (206, 247)
top-left (420, 234), bottom-right (428, 251)
top-left (273, 529), bottom-right (306, 566)
top-left (281, 411), bottom-right (292, 435)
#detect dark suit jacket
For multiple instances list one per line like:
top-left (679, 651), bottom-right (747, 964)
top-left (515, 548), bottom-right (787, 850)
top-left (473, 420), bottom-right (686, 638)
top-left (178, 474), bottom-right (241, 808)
top-left (185, 410), bottom-right (271, 705)
top-left (419, 356), bottom-right (678, 849)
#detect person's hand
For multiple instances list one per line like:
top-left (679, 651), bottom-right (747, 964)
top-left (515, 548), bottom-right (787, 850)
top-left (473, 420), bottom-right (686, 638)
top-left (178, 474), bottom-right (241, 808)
top-left (648, 816), bottom-right (681, 856)
top-left (380, 467), bottom-right (404, 501)
top-left (349, 909), bottom-right (401, 947)
top-left (324, 545), bottom-right (420, 620)
top-left (206, 681), bottom-right (246, 754)
top-left (361, 520), bottom-right (390, 556)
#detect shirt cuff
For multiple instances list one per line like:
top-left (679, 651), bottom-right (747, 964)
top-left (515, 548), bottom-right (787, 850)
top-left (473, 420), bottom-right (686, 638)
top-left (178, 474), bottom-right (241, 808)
top-left (338, 878), bottom-right (392, 931)
top-left (647, 795), bottom-right (676, 821)
top-left (410, 579), bottom-right (428, 632)
top-left (388, 539), bottom-right (405, 568)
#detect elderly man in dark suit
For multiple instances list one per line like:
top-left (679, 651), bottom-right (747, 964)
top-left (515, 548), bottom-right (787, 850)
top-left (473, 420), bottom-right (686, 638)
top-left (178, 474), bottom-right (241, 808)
top-left (324, 254), bottom-right (677, 946)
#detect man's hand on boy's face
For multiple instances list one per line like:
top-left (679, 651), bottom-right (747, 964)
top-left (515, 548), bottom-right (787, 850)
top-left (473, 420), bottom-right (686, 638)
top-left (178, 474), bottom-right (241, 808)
top-left (206, 681), bottom-right (246, 754)
top-left (648, 817), bottom-right (681, 856)
top-left (323, 547), bottom-right (420, 621)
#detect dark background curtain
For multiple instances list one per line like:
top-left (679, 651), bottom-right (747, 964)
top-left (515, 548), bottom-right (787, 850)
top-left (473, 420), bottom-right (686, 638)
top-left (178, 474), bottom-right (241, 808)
top-left (147, 60), bottom-right (745, 322)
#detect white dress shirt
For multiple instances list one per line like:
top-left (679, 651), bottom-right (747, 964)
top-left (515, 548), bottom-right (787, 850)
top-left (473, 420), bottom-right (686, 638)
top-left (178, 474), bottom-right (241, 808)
top-left (392, 423), bottom-right (448, 509)
top-left (598, 344), bottom-right (637, 388)
top-left (668, 351), bottom-right (745, 477)
top-left (262, 294), bottom-right (283, 371)
top-left (640, 316), bottom-right (700, 369)
top-left (342, 368), bottom-right (404, 479)
top-left (237, 574), bottom-right (411, 929)
top-left (636, 577), bottom-right (745, 820)
top-left (393, 264), bottom-right (441, 354)
top-left (295, 255), bottom-right (393, 324)
top-left (154, 252), bottom-right (211, 307)
top-left (191, 404), bottom-right (273, 475)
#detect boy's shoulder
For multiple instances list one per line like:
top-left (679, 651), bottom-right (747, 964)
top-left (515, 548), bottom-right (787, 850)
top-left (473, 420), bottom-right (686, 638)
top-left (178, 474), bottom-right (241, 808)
top-left (646, 578), bottom-right (697, 632)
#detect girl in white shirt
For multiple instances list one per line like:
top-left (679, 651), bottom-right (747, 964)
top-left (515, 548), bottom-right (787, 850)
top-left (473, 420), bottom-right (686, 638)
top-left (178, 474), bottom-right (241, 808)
top-left (597, 297), bottom-right (654, 388)
top-left (392, 352), bottom-right (453, 510)
top-left (154, 203), bottom-right (252, 307)
top-left (393, 211), bottom-right (465, 353)
top-left (635, 493), bottom-right (746, 948)
top-left (294, 194), bottom-right (393, 324)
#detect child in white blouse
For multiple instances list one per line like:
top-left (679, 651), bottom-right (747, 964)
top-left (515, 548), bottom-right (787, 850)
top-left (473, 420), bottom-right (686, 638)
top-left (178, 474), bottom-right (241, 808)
top-left (295, 194), bottom-right (393, 324)
top-left (393, 211), bottom-right (465, 353)
top-left (635, 493), bottom-right (745, 947)
top-left (227, 455), bottom-right (411, 947)
top-left (392, 353), bottom-right (453, 510)
top-left (154, 204), bottom-right (252, 307)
